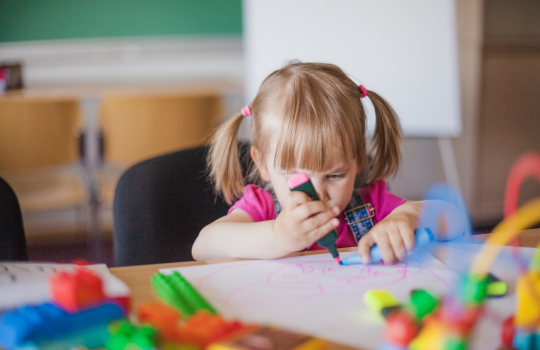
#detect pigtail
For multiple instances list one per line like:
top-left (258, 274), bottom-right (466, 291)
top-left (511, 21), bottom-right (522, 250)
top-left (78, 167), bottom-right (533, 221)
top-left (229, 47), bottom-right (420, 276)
top-left (207, 112), bottom-right (245, 204)
top-left (366, 90), bottom-right (403, 182)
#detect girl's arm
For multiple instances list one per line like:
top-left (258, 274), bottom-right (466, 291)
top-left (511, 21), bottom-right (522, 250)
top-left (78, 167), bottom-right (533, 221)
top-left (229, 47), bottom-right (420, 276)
top-left (192, 210), bottom-right (288, 261)
top-left (192, 191), bottom-right (340, 261)
top-left (357, 200), bottom-right (466, 264)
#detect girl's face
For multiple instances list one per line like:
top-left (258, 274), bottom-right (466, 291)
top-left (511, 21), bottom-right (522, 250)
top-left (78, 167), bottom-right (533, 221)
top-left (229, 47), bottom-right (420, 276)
top-left (252, 145), bottom-right (359, 213)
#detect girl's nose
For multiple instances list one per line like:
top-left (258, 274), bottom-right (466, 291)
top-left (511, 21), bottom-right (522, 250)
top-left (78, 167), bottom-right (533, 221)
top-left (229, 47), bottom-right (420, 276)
top-left (311, 178), bottom-right (330, 201)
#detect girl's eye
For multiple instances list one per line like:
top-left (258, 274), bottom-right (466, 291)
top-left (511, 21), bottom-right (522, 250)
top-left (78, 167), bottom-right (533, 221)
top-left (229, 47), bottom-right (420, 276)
top-left (328, 174), bottom-right (346, 180)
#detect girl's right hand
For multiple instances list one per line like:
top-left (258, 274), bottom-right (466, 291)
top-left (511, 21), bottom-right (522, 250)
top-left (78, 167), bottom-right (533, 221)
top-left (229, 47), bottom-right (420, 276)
top-left (272, 191), bottom-right (340, 253)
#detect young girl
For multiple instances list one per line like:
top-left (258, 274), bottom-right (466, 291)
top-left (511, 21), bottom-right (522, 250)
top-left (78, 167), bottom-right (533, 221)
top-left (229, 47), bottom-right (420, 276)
top-left (193, 62), bottom-right (450, 263)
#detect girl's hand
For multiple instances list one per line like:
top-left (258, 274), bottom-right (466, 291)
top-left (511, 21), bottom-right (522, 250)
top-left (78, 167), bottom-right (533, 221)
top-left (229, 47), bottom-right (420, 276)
top-left (357, 201), bottom-right (420, 264)
top-left (273, 191), bottom-right (340, 253)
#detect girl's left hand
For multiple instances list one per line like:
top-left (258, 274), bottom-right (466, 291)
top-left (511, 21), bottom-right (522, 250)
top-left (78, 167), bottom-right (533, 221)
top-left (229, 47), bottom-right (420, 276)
top-left (357, 201), bottom-right (420, 264)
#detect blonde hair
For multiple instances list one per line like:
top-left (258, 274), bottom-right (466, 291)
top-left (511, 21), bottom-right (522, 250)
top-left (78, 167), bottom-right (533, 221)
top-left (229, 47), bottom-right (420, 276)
top-left (209, 62), bottom-right (402, 204)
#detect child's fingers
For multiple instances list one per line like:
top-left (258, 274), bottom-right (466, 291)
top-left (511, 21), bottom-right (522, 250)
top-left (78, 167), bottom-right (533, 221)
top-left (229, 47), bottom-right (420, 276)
top-left (401, 227), bottom-right (416, 253)
top-left (388, 231), bottom-right (406, 261)
top-left (372, 231), bottom-right (394, 264)
top-left (357, 234), bottom-right (375, 264)
top-left (293, 200), bottom-right (330, 220)
top-left (301, 206), bottom-right (340, 232)
top-left (308, 217), bottom-right (340, 242)
top-left (284, 191), bottom-right (312, 210)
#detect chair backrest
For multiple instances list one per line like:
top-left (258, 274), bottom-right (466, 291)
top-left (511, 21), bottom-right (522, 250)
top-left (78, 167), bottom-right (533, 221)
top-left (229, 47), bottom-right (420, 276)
top-left (113, 143), bottom-right (251, 266)
top-left (0, 98), bottom-right (82, 171)
top-left (100, 92), bottom-right (223, 167)
top-left (0, 176), bottom-right (28, 261)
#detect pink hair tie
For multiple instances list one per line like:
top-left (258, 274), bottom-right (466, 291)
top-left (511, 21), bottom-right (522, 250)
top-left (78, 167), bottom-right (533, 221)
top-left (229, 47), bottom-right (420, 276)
top-left (241, 105), bottom-right (252, 117)
top-left (358, 85), bottom-right (368, 98)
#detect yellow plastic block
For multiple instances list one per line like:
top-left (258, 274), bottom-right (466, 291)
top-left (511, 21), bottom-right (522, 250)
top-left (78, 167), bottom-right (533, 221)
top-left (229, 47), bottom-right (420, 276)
top-left (409, 323), bottom-right (446, 350)
top-left (363, 290), bottom-right (400, 314)
top-left (515, 271), bottom-right (540, 327)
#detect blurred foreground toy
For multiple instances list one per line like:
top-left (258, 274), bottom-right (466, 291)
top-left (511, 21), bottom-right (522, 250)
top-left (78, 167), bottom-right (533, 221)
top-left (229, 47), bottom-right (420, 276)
top-left (208, 326), bottom-right (326, 350)
top-left (0, 302), bottom-right (124, 350)
top-left (152, 271), bottom-right (218, 317)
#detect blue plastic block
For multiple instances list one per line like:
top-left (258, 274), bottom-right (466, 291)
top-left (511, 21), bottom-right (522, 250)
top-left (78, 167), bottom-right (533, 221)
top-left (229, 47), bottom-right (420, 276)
top-left (377, 343), bottom-right (407, 350)
top-left (14, 323), bottom-right (110, 350)
top-left (0, 302), bottom-right (124, 350)
top-left (513, 328), bottom-right (534, 350)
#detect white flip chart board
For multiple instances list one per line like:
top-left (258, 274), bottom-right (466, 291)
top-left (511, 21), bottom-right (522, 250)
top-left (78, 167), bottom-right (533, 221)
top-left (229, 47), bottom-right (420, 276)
top-left (244, 0), bottom-right (461, 137)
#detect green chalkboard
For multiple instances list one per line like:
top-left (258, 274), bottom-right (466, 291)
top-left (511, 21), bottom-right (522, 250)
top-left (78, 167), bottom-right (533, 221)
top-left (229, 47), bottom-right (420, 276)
top-left (0, 0), bottom-right (242, 43)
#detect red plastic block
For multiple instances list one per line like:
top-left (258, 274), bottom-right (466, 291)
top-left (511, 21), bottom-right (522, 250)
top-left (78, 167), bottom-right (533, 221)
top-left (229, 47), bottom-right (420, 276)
top-left (49, 267), bottom-right (105, 312)
top-left (138, 301), bottom-right (180, 340)
top-left (176, 311), bottom-right (253, 348)
top-left (501, 316), bottom-right (515, 348)
top-left (384, 310), bottom-right (418, 346)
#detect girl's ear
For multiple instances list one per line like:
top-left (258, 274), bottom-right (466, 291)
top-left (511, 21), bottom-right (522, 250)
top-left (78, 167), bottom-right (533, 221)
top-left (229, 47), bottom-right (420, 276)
top-left (250, 147), bottom-right (271, 182)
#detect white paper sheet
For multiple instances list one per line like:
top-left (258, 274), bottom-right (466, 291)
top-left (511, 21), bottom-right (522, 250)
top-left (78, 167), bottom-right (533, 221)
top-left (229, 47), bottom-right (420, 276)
top-left (0, 262), bottom-right (130, 311)
top-left (161, 250), bottom-right (460, 349)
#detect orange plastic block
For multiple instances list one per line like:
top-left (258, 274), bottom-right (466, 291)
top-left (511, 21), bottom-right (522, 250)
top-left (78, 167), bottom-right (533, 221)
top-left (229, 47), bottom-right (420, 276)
top-left (49, 267), bottom-right (105, 312)
top-left (176, 311), bottom-right (251, 348)
top-left (139, 301), bottom-right (181, 340)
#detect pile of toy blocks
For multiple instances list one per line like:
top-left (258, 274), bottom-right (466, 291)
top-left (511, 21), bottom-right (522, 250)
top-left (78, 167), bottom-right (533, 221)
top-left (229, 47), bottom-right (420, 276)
top-left (499, 252), bottom-right (540, 350)
top-left (0, 268), bottom-right (327, 350)
top-left (364, 272), bottom-right (496, 350)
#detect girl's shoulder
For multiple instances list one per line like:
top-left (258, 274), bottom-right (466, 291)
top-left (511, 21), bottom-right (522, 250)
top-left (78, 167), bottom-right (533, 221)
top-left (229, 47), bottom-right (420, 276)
top-left (227, 184), bottom-right (276, 222)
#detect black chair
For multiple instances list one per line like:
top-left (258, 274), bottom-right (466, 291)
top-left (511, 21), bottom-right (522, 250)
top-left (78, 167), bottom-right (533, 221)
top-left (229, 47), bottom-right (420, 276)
top-left (113, 144), bottom-right (252, 266)
top-left (0, 176), bottom-right (28, 261)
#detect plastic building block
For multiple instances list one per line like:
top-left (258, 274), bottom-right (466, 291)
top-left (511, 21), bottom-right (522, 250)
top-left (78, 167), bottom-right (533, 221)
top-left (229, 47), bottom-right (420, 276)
top-left (364, 290), bottom-right (400, 314)
top-left (460, 273), bottom-right (488, 306)
top-left (407, 289), bottom-right (439, 320)
top-left (49, 267), bottom-right (106, 312)
top-left (106, 320), bottom-right (158, 350)
top-left (175, 310), bottom-right (253, 348)
top-left (501, 316), bottom-right (516, 348)
top-left (138, 301), bottom-right (180, 340)
top-left (513, 328), bottom-right (534, 350)
top-left (530, 251), bottom-right (540, 272)
top-left (152, 272), bottom-right (217, 317)
top-left (439, 305), bottom-right (482, 337)
top-left (381, 305), bottom-right (402, 319)
top-left (15, 323), bottom-right (110, 350)
top-left (443, 338), bottom-right (467, 350)
top-left (486, 273), bottom-right (508, 298)
top-left (208, 326), bottom-right (326, 350)
top-left (515, 271), bottom-right (540, 327)
top-left (383, 310), bottom-right (418, 346)
top-left (161, 342), bottom-right (200, 350)
top-left (0, 302), bottom-right (124, 350)
top-left (408, 322), bottom-right (446, 350)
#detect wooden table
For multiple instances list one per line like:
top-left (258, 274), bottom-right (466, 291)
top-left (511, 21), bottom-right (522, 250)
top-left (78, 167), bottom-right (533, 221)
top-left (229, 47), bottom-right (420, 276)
top-left (109, 229), bottom-right (540, 350)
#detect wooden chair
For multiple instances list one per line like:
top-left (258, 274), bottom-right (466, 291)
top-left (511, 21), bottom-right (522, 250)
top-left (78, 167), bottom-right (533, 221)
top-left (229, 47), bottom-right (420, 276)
top-left (98, 92), bottom-right (223, 205)
top-left (0, 98), bottom-right (87, 233)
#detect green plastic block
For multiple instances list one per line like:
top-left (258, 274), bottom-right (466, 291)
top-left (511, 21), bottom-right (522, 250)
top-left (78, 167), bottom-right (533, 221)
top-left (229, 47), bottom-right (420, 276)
top-left (407, 289), bottom-right (439, 320)
top-left (444, 337), bottom-right (467, 350)
top-left (152, 273), bottom-right (195, 317)
top-left (487, 280), bottom-right (508, 297)
top-left (363, 290), bottom-right (400, 314)
top-left (106, 320), bottom-right (157, 350)
top-left (151, 272), bottom-right (217, 317)
top-left (461, 273), bottom-right (489, 306)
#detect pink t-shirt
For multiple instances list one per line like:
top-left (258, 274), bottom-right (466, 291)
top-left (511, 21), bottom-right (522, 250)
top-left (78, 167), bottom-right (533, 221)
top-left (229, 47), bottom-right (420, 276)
top-left (228, 180), bottom-right (406, 250)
